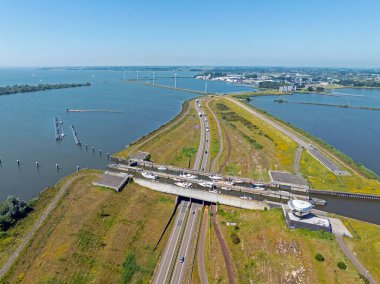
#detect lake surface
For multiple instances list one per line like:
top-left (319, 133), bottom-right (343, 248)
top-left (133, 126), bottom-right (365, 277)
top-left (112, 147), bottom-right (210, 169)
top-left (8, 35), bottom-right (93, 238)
top-left (0, 68), bottom-right (252, 201)
top-left (249, 90), bottom-right (380, 176)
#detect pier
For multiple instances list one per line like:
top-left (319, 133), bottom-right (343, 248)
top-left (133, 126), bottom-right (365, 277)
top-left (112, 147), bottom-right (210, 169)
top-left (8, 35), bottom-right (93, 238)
top-left (54, 116), bottom-right (64, 140)
top-left (66, 109), bottom-right (123, 113)
top-left (70, 125), bottom-right (81, 145)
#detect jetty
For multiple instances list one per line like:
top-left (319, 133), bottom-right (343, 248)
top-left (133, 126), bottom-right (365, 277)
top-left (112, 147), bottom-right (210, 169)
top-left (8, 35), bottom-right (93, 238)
top-left (71, 125), bottom-right (81, 145)
top-left (66, 109), bottom-right (123, 113)
top-left (54, 117), bottom-right (64, 140)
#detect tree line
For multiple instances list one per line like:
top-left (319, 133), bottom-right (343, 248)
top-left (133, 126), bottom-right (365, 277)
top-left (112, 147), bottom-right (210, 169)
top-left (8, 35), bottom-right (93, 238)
top-left (0, 196), bottom-right (33, 231)
top-left (0, 82), bottom-right (91, 96)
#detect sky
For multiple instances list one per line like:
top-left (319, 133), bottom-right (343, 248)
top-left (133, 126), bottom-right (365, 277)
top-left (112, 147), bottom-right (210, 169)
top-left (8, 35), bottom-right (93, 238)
top-left (0, 0), bottom-right (380, 67)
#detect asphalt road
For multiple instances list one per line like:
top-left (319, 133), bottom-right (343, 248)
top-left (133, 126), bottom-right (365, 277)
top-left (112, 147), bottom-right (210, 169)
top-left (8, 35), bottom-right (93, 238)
top-left (170, 202), bottom-right (202, 284)
top-left (194, 100), bottom-right (206, 171)
top-left (152, 200), bottom-right (190, 284)
top-left (226, 97), bottom-right (348, 175)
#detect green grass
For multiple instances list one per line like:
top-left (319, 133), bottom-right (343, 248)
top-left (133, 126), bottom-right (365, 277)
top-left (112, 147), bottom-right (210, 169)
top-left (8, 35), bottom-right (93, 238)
top-left (300, 150), bottom-right (380, 194)
top-left (342, 218), bottom-right (380, 283)
top-left (217, 207), bottom-right (362, 284)
top-left (1, 175), bottom-right (176, 283)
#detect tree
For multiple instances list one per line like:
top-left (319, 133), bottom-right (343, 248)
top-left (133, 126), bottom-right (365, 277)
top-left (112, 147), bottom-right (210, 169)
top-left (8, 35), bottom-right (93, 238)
top-left (0, 196), bottom-right (32, 231)
top-left (316, 86), bottom-right (325, 92)
top-left (315, 253), bottom-right (324, 262)
top-left (337, 261), bottom-right (347, 270)
top-left (307, 86), bottom-right (314, 92)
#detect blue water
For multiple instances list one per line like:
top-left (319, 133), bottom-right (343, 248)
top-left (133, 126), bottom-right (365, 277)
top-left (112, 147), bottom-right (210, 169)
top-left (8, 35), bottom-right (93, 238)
top-left (249, 90), bottom-right (380, 175)
top-left (0, 68), bottom-right (252, 201)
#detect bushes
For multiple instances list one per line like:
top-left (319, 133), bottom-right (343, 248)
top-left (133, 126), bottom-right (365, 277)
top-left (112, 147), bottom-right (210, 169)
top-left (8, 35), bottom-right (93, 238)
top-left (0, 196), bottom-right (33, 231)
top-left (231, 233), bottom-right (241, 244)
top-left (121, 252), bottom-right (140, 283)
top-left (337, 261), bottom-right (347, 270)
top-left (315, 253), bottom-right (324, 262)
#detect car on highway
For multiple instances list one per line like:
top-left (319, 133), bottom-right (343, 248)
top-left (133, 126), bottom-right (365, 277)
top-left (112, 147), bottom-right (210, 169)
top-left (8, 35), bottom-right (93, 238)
top-left (179, 256), bottom-right (184, 263)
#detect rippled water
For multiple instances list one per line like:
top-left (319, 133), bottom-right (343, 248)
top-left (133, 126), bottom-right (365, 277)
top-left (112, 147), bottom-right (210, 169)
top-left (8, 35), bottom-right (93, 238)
top-left (0, 68), bottom-right (252, 201)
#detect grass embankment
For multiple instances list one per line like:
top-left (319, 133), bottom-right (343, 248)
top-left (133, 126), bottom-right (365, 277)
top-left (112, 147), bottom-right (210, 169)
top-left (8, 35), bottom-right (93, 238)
top-left (231, 97), bottom-right (380, 193)
top-left (0, 169), bottom-right (98, 268)
top-left (207, 98), bottom-right (297, 180)
top-left (203, 100), bottom-right (220, 170)
top-left (1, 174), bottom-right (175, 283)
top-left (204, 210), bottom-right (229, 284)
top-left (116, 100), bottom-right (200, 169)
top-left (299, 150), bottom-right (380, 193)
top-left (341, 218), bottom-right (380, 283)
top-left (216, 206), bottom-right (363, 284)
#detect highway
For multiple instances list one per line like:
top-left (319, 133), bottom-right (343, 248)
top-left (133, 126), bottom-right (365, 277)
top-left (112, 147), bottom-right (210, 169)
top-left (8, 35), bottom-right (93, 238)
top-left (170, 202), bottom-right (202, 283)
top-left (153, 99), bottom-right (210, 284)
top-left (152, 200), bottom-right (190, 284)
top-left (168, 99), bottom-right (210, 283)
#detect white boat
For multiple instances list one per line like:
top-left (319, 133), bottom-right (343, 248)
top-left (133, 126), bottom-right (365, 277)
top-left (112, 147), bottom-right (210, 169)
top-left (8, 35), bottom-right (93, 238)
top-left (221, 186), bottom-right (232, 191)
top-left (254, 186), bottom-right (266, 191)
top-left (240, 195), bottom-right (252, 200)
top-left (180, 173), bottom-right (197, 179)
top-left (175, 182), bottom-right (192, 188)
top-left (141, 172), bottom-right (157, 180)
top-left (254, 183), bottom-right (264, 187)
top-left (233, 179), bottom-right (244, 184)
top-left (171, 177), bottom-right (181, 182)
top-left (209, 174), bottom-right (223, 180)
top-left (208, 189), bottom-right (218, 194)
top-left (157, 166), bottom-right (167, 171)
top-left (198, 181), bottom-right (214, 188)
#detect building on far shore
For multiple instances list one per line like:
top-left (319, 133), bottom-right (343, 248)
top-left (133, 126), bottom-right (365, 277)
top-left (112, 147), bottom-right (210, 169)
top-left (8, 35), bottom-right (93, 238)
top-left (279, 85), bottom-right (297, 93)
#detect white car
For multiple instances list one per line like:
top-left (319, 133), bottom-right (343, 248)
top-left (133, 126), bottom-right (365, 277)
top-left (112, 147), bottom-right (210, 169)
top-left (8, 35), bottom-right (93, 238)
top-left (198, 181), bottom-right (214, 188)
top-left (180, 173), bottom-right (197, 179)
top-left (141, 172), bottom-right (157, 180)
top-left (209, 174), bottom-right (223, 180)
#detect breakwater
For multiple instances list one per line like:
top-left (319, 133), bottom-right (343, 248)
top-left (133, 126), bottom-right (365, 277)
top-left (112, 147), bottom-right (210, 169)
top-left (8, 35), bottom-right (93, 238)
top-left (273, 99), bottom-right (380, 111)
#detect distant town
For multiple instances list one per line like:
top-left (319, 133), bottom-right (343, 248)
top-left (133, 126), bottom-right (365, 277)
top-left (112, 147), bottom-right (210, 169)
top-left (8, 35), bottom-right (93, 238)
top-left (194, 67), bottom-right (380, 92)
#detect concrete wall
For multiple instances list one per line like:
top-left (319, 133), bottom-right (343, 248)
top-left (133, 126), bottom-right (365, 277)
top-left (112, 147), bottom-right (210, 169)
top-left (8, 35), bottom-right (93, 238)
top-left (134, 178), bottom-right (270, 210)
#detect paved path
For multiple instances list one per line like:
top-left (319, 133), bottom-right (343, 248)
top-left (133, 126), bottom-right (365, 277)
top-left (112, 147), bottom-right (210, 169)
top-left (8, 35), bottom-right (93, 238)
top-left (206, 99), bottom-right (223, 172)
top-left (197, 207), bottom-right (209, 284)
top-left (211, 204), bottom-right (235, 284)
top-left (336, 236), bottom-right (377, 284)
top-left (225, 97), bottom-right (347, 175)
top-left (0, 173), bottom-right (91, 279)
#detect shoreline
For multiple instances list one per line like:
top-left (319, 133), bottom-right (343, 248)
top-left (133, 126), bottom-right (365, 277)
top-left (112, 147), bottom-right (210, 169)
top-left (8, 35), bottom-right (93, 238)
top-left (234, 97), bottom-right (379, 181)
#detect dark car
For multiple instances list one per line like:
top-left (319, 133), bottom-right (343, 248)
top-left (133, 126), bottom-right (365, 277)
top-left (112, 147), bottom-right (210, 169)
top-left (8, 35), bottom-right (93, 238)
top-left (179, 256), bottom-right (184, 263)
